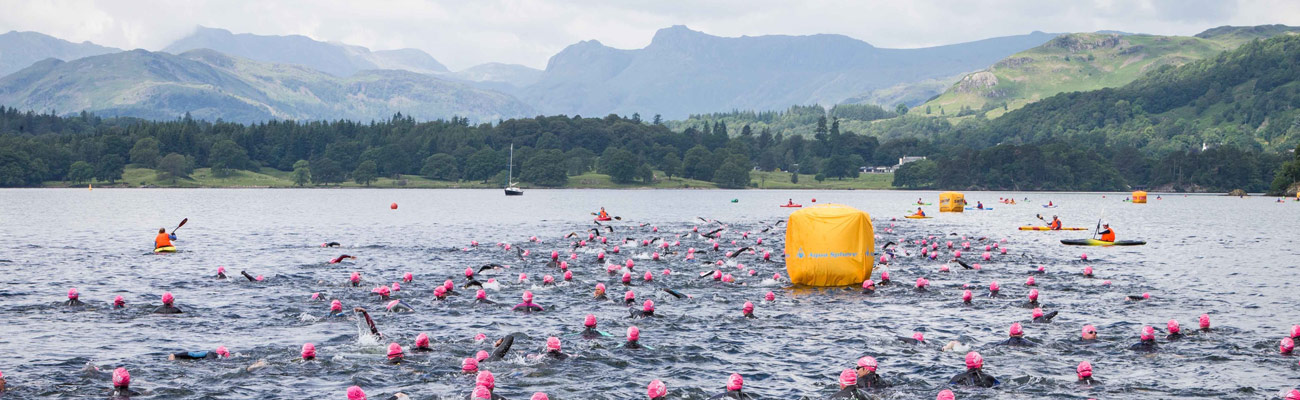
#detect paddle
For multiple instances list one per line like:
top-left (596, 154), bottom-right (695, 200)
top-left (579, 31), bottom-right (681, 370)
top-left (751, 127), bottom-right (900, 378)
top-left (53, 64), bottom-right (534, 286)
top-left (1091, 209), bottom-right (1106, 240)
top-left (171, 218), bottom-right (188, 234)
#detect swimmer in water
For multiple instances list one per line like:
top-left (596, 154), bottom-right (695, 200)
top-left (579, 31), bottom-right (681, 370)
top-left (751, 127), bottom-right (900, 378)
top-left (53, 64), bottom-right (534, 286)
top-left (153, 292), bottom-right (182, 314)
top-left (323, 242), bottom-right (341, 248)
top-left (216, 266), bottom-right (227, 279)
top-left (1076, 361), bottom-right (1098, 384)
top-left (113, 295), bottom-right (125, 309)
top-left (647, 380), bottom-right (667, 399)
top-left (240, 270), bottom-right (264, 282)
top-left (629, 300), bottom-right (655, 318)
top-left (350, 272), bottom-right (362, 287)
top-left (828, 369), bottom-right (867, 399)
top-left (168, 346), bottom-right (230, 360)
top-left (1166, 319), bottom-right (1183, 340)
top-left (301, 343), bottom-right (317, 360)
top-left (622, 326), bottom-right (649, 349)
top-left (898, 332), bottom-right (925, 345)
top-left (593, 283), bottom-right (607, 300)
top-left (386, 343), bottom-right (403, 364)
top-left (512, 291), bottom-right (544, 313)
top-left (474, 290), bottom-right (496, 305)
top-left (1026, 289), bottom-right (1040, 307)
top-left (708, 373), bottom-right (754, 399)
top-left (354, 307), bottom-right (383, 338)
top-left (1282, 338), bottom-right (1294, 355)
top-left (330, 255), bottom-right (357, 264)
top-left (111, 367), bottom-right (139, 397)
top-left (414, 333), bottom-right (432, 352)
top-left (741, 301), bottom-right (755, 318)
top-left (373, 286), bottom-right (391, 301)
top-left (1032, 308), bottom-right (1058, 323)
top-left (663, 288), bottom-right (690, 299)
top-left (997, 323), bottom-right (1034, 347)
top-left (579, 314), bottom-right (608, 339)
top-left (485, 335), bottom-right (515, 362)
top-left (385, 300), bottom-right (414, 313)
top-left (541, 337), bottom-right (568, 360)
top-left (878, 271), bottom-right (892, 286)
top-left (861, 280), bottom-right (876, 295)
top-left (949, 351), bottom-right (999, 387)
top-left (854, 356), bottom-right (888, 389)
top-left (1080, 325), bottom-right (1098, 341)
top-left (65, 288), bottom-right (85, 307)
top-left (473, 371), bottom-right (509, 400)
top-left (326, 300), bottom-right (346, 317)
top-left (1129, 326), bottom-right (1158, 352)
top-left (442, 280), bottom-right (459, 296)
top-left (433, 286), bottom-right (448, 301)
top-left (988, 281), bottom-right (1001, 297)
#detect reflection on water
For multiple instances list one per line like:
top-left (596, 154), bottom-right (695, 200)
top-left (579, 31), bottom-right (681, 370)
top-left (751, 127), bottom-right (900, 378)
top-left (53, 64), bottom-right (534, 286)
top-left (0, 189), bottom-right (1296, 399)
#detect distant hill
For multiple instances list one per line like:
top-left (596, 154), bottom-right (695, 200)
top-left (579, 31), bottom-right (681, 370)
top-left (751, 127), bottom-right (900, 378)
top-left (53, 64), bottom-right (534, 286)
top-left (162, 27), bottom-right (450, 76)
top-left (452, 62), bottom-right (545, 96)
top-left (521, 25), bottom-right (1057, 119)
top-left (920, 25), bottom-right (1300, 118)
top-left (0, 49), bottom-right (532, 123)
top-left (0, 31), bottom-right (119, 76)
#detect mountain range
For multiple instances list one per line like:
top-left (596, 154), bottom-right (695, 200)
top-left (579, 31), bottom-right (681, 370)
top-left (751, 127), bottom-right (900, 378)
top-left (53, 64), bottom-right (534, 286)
top-left (0, 31), bottom-right (119, 76)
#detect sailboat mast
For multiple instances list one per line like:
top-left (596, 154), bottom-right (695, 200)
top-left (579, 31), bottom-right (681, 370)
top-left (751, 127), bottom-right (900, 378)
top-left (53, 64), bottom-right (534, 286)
top-left (508, 144), bottom-right (513, 185)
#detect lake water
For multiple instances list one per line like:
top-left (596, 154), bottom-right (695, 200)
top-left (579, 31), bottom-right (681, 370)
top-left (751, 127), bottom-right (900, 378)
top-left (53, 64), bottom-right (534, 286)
top-left (0, 189), bottom-right (1296, 399)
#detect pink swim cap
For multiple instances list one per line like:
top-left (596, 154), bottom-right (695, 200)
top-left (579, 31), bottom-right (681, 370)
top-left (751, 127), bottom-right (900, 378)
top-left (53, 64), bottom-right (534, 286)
top-left (936, 389), bottom-right (955, 400)
top-left (626, 259), bottom-right (635, 268)
top-left (596, 283), bottom-right (606, 292)
top-left (644, 271), bottom-right (654, 281)
top-left (1077, 361), bottom-right (1092, 378)
top-left (981, 252), bottom-right (991, 261)
top-left (415, 332), bottom-right (430, 348)
top-left (543, 275), bottom-right (554, 284)
top-left (1167, 319), bottom-right (1180, 334)
top-left (862, 280), bottom-right (875, 289)
top-left (954, 250), bottom-right (962, 258)
top-left (1282, 337), bottom-right (1295, 354)
top-left (1032, 308), bottom-right (1043, 319)
top-left (522, 291), bottom-right (534, 302)
top-left (546, 336), bottom-right (561, 352)
top-left (387, 343), bottom-right (403, 359)
top-left (962, 290), bottom-right (972, 302)
top-left (472, 385), bottom-right (492, 400)
top-left (765, 292), bottom-right (775, 301)
top-left (352, 272), bottom-right (362, 283)
top-left (112, 367), bottom-right (130, 387)
top-left (329, 299), bottom-right (342, 312)
top-left (584, 314), bottom-right (597, 327)
top-left (857, 356), bottom-right (878, 371)
top-left (913, 332), bottom-right (925, 342)
top-left (727, 373), bottom-right (743, 391)
top-left (564, 271), bottom-right (573, 281)
top-left (474, 333), bottom-right (487, 342)
top-left (1291, 325), bottom-right (1300, 338)
top-left (628, 326), bottom-right (640, 341)
top-left (444, 280), bottom-right (454, 290)
top-left (218, 266), bottom-right (226, 274)
top-left (403, 272), bottom-right (413, 282)
top-left (643, 299), bottom-right (654, 312)
top-left (301, 342), bottom-right (316, 359)
top-left (915, 277), bottom-right (928, 288)
top-left (475, 290), bottom-right (486, 300)
top-left (773, 273), bottom-right (782, 281)
top-left (476, 370), bottom-right (495, 389)
top-left (434, 286), bottom-right (446, 297)
top-left (1083, 266), bottom-right (1093, 275)
top-left (1026, 276), bottom-right (1035, 286)
top-left (376, 286), bottom-right (391, 297)
top-left (215, 346), bottom-right (230, 358)
top-left (647, 379), bottom-right (667, 398)
top-left (965, 351), bottom-right (983, 369)
top-left (881, 271), bottom-right (890, 281)
top-left (1082, 325), bottom-right (1096, 337)
top-left (1141, 326), bottom-right (1155, 341)
top-left (161, 292), bottom-right (174, 305)
top-left (1028, 289), bottom-right (1039, 301)
top-left (530, 393), bottom-right (549, 400)
top-left (939, 265), bottom-right (948, 272)
top-left (1009, 322), bottom-right (1024, 337)
top-left (347, 386), bottom-right (367, 400)
top-left (989, 281), bottom-right (1000, 292)
top-left (68, 288), bottom-right (79, 299)
top-left (465, 267), bottom-right (474, 278)
top-left (624, 290), bottom-right (635, 301)
top-left (519, 273), bottom-right (528, 282)
top-left (1081, 253), bottom-right (1088, 260)
top-left (114, 295), bottom-right (124, 306)
top-left (385, 300), bottom-right (400, 311)
top-left (838, 368), bottom-right (857, 387)
top-left (622, 272), bottom-right (632, 283)
top-left (742, 301), bottom-right (754, 312)
top-left (1199, 314), bottom-right (1210, 329)
top-left (1288, 389), bottom-right (1300, 400)
top-left (462, 357), bottom-right (479, 372)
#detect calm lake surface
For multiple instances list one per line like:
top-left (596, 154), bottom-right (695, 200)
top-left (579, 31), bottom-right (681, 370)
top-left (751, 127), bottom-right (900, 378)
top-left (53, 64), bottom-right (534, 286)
top-left (0, 188), bottom-right (1296, 399)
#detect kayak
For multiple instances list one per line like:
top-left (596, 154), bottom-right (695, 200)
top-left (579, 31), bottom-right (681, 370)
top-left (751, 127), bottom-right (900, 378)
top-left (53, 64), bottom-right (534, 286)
top-left (1019, 226), bottom-right (1088, 231)
top-left (1042, 205), bottom-right (1058, 208)
top-left (594, 217), bottom-right (611, 222)
top-left (914, 203), bottom-right (933, 206)
top-left (965, 207), bottom-right (994, 210)
top-left (1060, 239), bottom-right (1146, 246)
top-left (154, 246), bottom-right (177, 253)
top-left (730, 199), bottom-right (738, 203)
top-left (904, 215), bottom-right (932, 219)
top-left (780, 204), bottom-right (803, 208)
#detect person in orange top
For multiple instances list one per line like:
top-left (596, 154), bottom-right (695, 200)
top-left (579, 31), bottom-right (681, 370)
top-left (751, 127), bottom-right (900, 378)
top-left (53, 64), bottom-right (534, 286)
top-left (154, 228), bottom-right (173, 249)
top-left (1048, 216), bottom-right (1062, 230)
top-left (597, 207), bottom-right (609, 220)
top-left (1098, 223), bottom-right (1115, 242)
top-left (914, 207), bottom-right (926, 217)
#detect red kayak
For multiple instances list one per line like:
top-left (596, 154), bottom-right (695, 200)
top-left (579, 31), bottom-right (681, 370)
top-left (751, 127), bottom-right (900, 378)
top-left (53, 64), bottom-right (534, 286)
top-left (780, 204), bottom-right (803, 208)
top-left (594, 217), bottom-right (612, 221)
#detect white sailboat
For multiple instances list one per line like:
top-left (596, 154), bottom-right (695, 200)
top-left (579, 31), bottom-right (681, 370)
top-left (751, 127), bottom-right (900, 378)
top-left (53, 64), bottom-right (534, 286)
top-left (505, 143), bottom-right (523, 196)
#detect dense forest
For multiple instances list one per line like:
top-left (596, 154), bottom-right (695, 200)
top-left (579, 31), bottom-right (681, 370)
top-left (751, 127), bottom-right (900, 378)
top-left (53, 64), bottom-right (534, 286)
top-left (0, 36), bottom-right (1298, 193)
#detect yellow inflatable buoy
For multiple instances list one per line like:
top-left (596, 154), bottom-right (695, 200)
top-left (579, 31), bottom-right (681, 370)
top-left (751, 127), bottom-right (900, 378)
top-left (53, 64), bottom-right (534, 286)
top-left (1132, 190), bottom-right (1147, 204)
top-left (784, 204), bottom-right (874, 286)
top-left (940, 192), bottom-right (965, 212)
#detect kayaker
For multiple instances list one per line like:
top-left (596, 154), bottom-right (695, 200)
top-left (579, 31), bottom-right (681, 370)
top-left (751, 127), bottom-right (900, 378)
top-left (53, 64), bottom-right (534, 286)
top-left (1048, 201), bottom-right (1054, 207)
top-left (913, 208), bottom-right (926, 217)
top-left (787, 198), bottom-right (794, 206)
top-left (598, 208), bottom-right (610, 220)
top-left (976, 201), bottom-right (984, 209)
top-left (154, 227), bottom-right (172, 250)
top-left (1098, 223), bottom-right (1115, 242)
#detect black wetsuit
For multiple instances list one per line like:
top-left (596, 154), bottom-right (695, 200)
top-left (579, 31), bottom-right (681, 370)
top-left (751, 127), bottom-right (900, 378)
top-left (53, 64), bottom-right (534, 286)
top-left (743, 312), bottom-right (755, 319)
top-left (708, 390), bottom-right (755, 399)
top-left (663, 288), bottom-right (688, 299)
top-left (153, 305), bottom-right (182, 314)
top-left (387, 301), bottom-right (414, 313)
top-left (949, 368), bottom-right (1000, 387)
top-left (512, 303), bottom-right (544, 313)
top-left (629, 309), bottom-right (655, 318)
top-left (1078, 376), bottom-right (1099, 385)
top-left (464, 279), bottom-right (483, 289)
top-left (241, 271), bottom-right (259, 282)
top-left (111, 386), bottom-right (141, 398)
top-left (997, 337), bottom-right (1035, 347)
top-left (475, 297), bottom-right (496, 305)
top-left (861, 287), bottom-right (875, 295)
top-left (325, 242), bottom-right (341, 247)
top-left (358, 310), bottom-right (382, 338)
top-left (171, 351), bottom-right (219, 360)
top-left (1033, 311), bottom-right (1058, 323)
top-left (623, 340), bottom-right (643, 349)
top-left (64, 298), bottom-right (85, 307)
top-left (486, 336), bottom-right (514, 361)
top-left (855, 372), bottom-right (887, 389)
top-left (1166, 332), bottom-right (1184, 341)
top-left (580, 327), bottom-right (605, 339)
top-left (1129, 339), bottom-right (1158, 352)
top-left (828, 387), bottom-right (869, 399)
top-left (544, 351), bottom-right (569, 360)
top-left (216, 271), bottom-right (226, 279)
top-left (593, 293), bottom-right (607, 301)
top-left (897, 337), bottom-right (923, 345)
top-left (988, 290), bottom-right (1002, 297)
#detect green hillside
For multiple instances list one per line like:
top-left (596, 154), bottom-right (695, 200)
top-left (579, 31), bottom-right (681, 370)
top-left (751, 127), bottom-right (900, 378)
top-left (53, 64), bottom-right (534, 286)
top-left (919, 26), bottom-right (1300, 119)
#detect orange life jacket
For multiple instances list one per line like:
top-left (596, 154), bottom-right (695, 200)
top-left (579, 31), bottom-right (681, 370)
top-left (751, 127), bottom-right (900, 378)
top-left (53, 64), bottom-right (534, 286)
top-left (1100, 229), bottom-right (1115, 242)
top-left (1050, 220), bottom-right (1061, 230)
top-left (598, 211), bottom-right (609, 219)
top-left (155, 233), bottom-right (173, 248)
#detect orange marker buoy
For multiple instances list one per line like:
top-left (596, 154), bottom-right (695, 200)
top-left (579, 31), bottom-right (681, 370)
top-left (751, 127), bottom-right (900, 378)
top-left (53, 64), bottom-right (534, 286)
top-left (390, 203), bottom-right (398, 210)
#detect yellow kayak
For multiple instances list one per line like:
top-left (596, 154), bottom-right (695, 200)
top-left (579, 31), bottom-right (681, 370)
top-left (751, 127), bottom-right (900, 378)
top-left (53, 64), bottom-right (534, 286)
top-left (1018, 226), bottom-right (1088, 231)
top-left (905, 215), bottom-right (932, 219)
top-left (154, 246), bottom-right (177, 253)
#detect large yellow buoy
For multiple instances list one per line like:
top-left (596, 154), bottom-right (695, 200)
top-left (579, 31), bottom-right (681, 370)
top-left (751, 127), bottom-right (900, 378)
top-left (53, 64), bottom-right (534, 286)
top-left (784, 204), bottom-right (874, 287)
top-left (940, 192), bottom-right (965, 212)
top-left (1132, 190), bottom-right (1147, 204)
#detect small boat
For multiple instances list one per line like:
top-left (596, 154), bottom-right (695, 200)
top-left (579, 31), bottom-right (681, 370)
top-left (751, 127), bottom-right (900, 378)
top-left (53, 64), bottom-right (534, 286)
top-left (505, 144), bottom-right (523, 196)
top-left (780, 204), bottom-right (803, 208)
top-left (1019, 226), bottom-right (1088, 231)
top-left (154, 246), bottom-right (177, 253)
top-left (1060, 239), bottom-right (1146, 246)
top-left (905, 215), bottom-right (932, 219)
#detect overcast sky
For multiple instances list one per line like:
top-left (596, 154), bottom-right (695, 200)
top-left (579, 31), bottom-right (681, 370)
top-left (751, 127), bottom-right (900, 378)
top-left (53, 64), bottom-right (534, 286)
top-left (3, 0), bottom-right (1299, 71)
